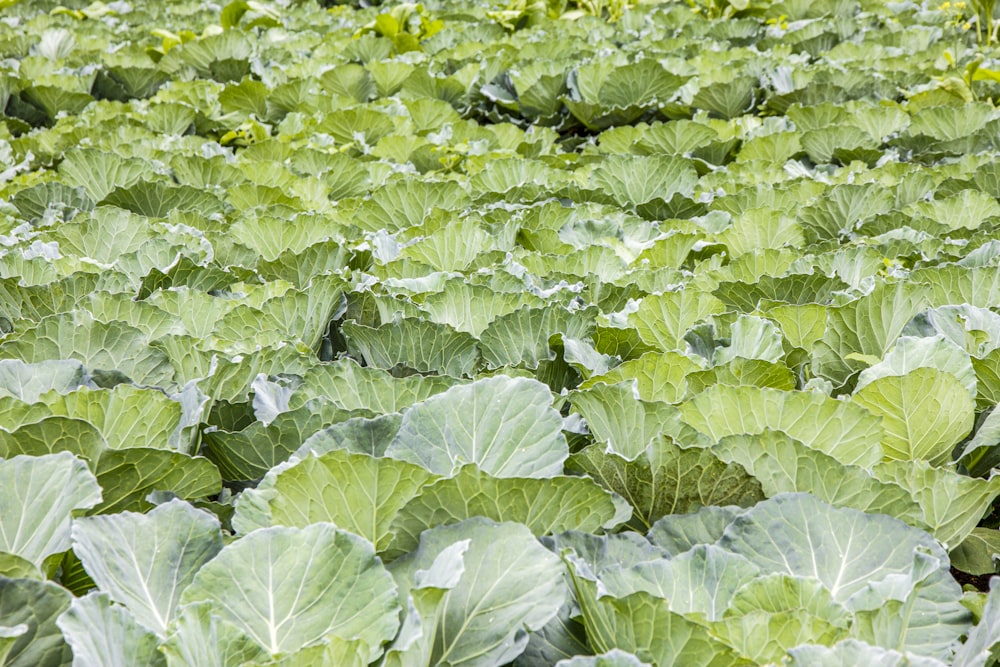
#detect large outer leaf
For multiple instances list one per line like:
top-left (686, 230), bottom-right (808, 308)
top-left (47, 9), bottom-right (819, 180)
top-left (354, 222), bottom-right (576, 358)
top-left (569, 383), bottom-right (702, 460)
top-left (94, 448), bottom-right (221, 514)
top-left (41, 385), bottom-right (182, 451)
top-left (711, 431), bottom-right (925, 527)
top-left (850, 548), bottom-right (972, 660)
top-left (0, 359), bottom-right (92, 403)
top-left (568, 440), bottom-right (762, 532)
top-left (649, 505), bottom-right (746, 557)
top-left (387, 519), bottom-right (567, 667)
top-left (386, 465), bottom-right (627, 557)
top-left (628, 290), bottom-right (725, 352)
top-left (0, 453), bottom-right (101, 567)
top-left (718, 494), bottom-right (956, 610)
top-left (0, 416), bottom-right (106, 463)
top-left (813, 282), bottom-right (928, 386)
top-left (0, 577), bottom-right (72, 667)
top-left (161, 602), bottom-right (267, 667)
top-left (71, 500), bottom-right (223, 636)
top-left (872, 460), bottom-right (1000, 549)
top-left (854, 335), bottom-right (977, 398)
top-left (710, 574), bottom-right (851, 664)
top-left (478, 305), bottom-right (596, 369)
top-left (264, 449), bottom-right (435, 551)
top-left (56, 592), bottom-right (166, 667)
top-left (580, 351), bottom-right (703, 404)
top-left (291, 361), bottom-right (459, 413)
top-left (589, 155), bottom-right (698, 209)
top-left (852, 368), bottom-right (974, 465)
top-left (515, 603), bottom-right (591, 667)
top-left (680, 385), bottom-right (884, 467)
top-left (385, 375), bottom-right (568, 478)
top-left (619, 544), bottom-right (760, 621)
top-left (180, 523), bottom-right (400, 659)
top-left (0, 311), bottom-right (173, 387)
top-left (563, 559), bottom-right (741, 667)
top-left (58, 149), bottom-right (153, 201)
top-left (342, 318), bottom-right (480, 377)
top-left (202, 401), bottom-right (360, 481)
top-left (0, 625), bottom-right (28, 665)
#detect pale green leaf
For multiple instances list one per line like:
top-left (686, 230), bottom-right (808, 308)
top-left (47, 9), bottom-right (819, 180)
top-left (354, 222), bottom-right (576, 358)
top-left (385, 375), bottom-right (568, 478)
top-left (71, 500), bottom-right (223, 636)
top-left (180, 523), bottom-right (400, 659)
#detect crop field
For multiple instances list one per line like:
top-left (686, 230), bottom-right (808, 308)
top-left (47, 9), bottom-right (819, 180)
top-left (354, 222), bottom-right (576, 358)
top-left (10, 0), bottom-right (1000, 664)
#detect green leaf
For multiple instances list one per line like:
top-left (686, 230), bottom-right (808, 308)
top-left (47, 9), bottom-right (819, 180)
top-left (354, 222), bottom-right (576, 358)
top-left (10, 182), bottom-right (93, 222)
top-left (950, 528), bottom-right (1000, 576)
top-left (180, 523), bottom-right (400, 659)
top-left (580, 352), bottom-right (703, 404)
top-left (71, 500), bottom-right (223, 636)
top-left (714, 208), bottom-right (804, 258)
top-left (263, 449), bottom-right (435, 552)
top-left (0, 577), bottom-right (72, 667)
top-left (850, 547), bottom-right (971, 660)
top-left (355, 180), bottom-right (470, 233)
top-left (101, 181), bottom-right (223, 217)
top-left (712, 431), bottom-right (925, 527)
top-left (386, 519), bottom-right (567, 667)
top-left (400, 218), bottom-right (493, 272)
top-left (813, 282), bottom-right (929, 386)
top-left (680, 385), bottom-right (885, 467)
top-left (720, 494), bottom-right (961, 615)
top-left (297, 414), bottom-right (403, 458)
top-left (203, 401), bottom-right (359, 481)
top-left (570, 383), bottom-right (700, 460)
top-left (872, 460), bottom-right (1000, 550)
top-left (385, 375), bottom-right (568, 478)
top-left (711, 574), bottom-right (851, 664)
top-left (56, 592), bottom-right (166, 667)
top-left (0, 554), bottom-right (41, 581)
top-left (161, 602), bottom-right (268, 667)
top-left (343, 318), bottom-right (480, 377)
top-left (386, 465), bottom-right (627, 558)
top-left (648, 505), bottom-right (745, 556)
top-left (0, 625), bottom-right (28, 665)
top-left (0, 453), bottom-right (101, 567)
top-left (478, 305), bottom-right (596, 369)
top-left (516, 604), bottom-right (592, 667)
top-left (0, 417), bottom-right (107, 463)
top-left (852, 368), bottom-right (975, 465)
top-left (94, 448), bottom-right (222, 514)
top-left (855, 335), bottom-right (977, 399)
top-left (41, 385), bottom-right (183, 451)
top-left (622, 544), bottom-right (759, 622)
top-left (568, 439), bottom-right (761, 532)
top-left (692, 77), bottom-right (755, 119)
top-left (250, 637), bottom-right (370, 666)
top-left (628, 290), bottom-right (725, 353)
top-left (713, 314), bottom-right (785, 365)
top-left (0, 359), bottom-right (91, 403)
top-left (418, 279), bottom-right (538, 336)
top-left (0, 311), bottom-right (173, 388)
top-left (562, 561), bottom-right (740, 667)
top-left (589, 155), bottom-right (698, 209)
top-left (290, 361), bottom-right (459, 413)
top-left (58, 149), bottom-right (153, 201)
